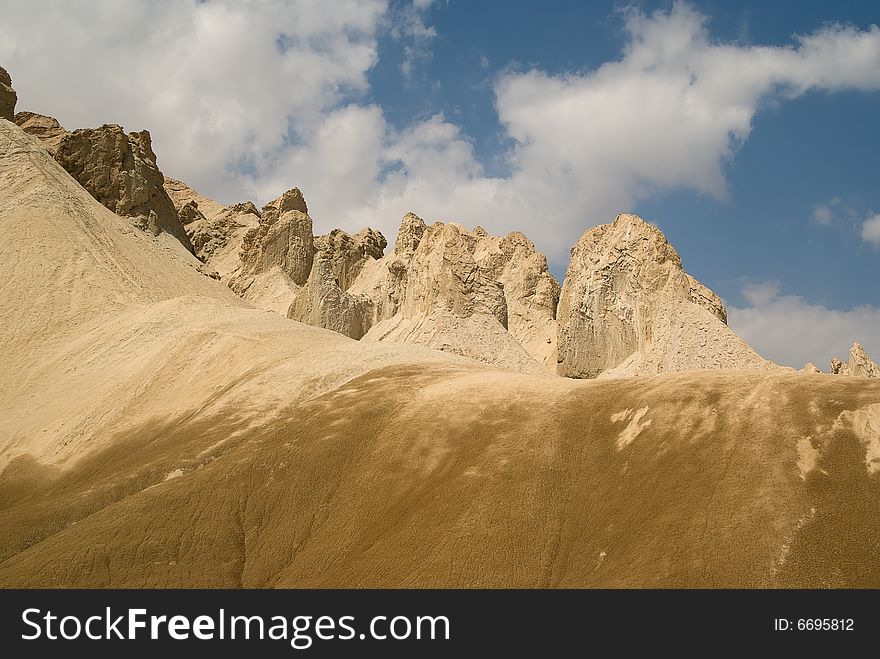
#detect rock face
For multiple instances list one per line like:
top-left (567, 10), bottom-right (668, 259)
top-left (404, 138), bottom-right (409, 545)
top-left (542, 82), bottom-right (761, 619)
top-left (49, 124), bottom-right (193, 251)
top-left (163, 176), bottom-right (226, 222)
top-left (0, 66), bottom-right (15, 121)
top-left (9, 105), bottom-right (192, 252)
top-left (345, 216), bottom-right (559, 374)
top-left (14, 112), bottom-right (69, 154)
top-left (226, 189), bottom-right (315, 314)
top-left (287, 227), bottom-right (387, 339)
top-left (186, 202), bottom-right (261, 278)
top-left (471, 229), bottom-right (561, 368)
top-left (831, 343), bottom-right (879, 378)
top-left (162, 177), bottom-right (260, 278)
top-left (557, 214), bottom-right (774, 378)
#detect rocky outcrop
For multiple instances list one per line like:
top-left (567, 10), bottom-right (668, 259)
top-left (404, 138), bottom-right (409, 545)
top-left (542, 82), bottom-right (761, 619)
top-left (49, 124), bottom-right (193, 251)
top-left (226, 189), bottom-right (315, 314)
top-left (163, 176), bottom-right (226, 222)
top-left (13, 112), bottom-right (69, 154)
top-left (346, 212), bottom-right (427, 326)
top-left (186, 202), bottom-right (260, 278)
top-left (0, 66), bottom-right (15, 121)
top-left (557, 213), bottom-right (774, 378)
top-left (236, 188), bottom-right (313, 284)
top-left (288, 256), bottom-right (374, 339)
top-left (287, 227), bottom-right (387, 339)
top-left (347, 216), bottom-right (558, 374)
top-left (831, 343), bottom-right (879, 378)
top-left (177, 200), bottom-right (206, 226)
top-left (161, 175), bottom-right (262, 277)
top-left (315, 228), bottom-right (387, 291)
top-left (470, 230), bottom-right (561, 368)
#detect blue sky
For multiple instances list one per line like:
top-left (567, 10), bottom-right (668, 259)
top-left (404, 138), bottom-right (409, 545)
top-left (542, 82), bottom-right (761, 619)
top-left (371, 0), bottom-right (880, 307)
top-left (1, 0), bottom-right (878, 367)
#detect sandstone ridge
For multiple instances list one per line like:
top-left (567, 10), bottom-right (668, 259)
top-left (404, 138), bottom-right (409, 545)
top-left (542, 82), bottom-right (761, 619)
top-left (557, 213), bottom-right (777, 378)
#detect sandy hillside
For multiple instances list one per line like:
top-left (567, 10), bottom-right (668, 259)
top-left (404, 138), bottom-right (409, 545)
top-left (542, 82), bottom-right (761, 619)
top-left (1, 118), bottom-right (880, 588)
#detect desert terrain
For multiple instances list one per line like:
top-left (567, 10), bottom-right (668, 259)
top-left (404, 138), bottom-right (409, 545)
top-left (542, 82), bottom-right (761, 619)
top-left (1, 66), bottom-right (879, 588)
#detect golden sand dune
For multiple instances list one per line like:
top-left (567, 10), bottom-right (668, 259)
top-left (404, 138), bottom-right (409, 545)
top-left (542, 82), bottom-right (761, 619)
top-left (1, 120), bottom-right (879, 588)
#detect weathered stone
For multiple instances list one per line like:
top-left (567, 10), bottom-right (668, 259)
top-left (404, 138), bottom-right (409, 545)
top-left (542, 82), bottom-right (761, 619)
top-left (14, 111), bottom-right (68, 154)
top-left (557, 213), bottom-right (774, 378)
top-left (831, 343), bottom-right (879, 378)
top-left (53, 124), bottom-right (192, 251)
top-left (0, 66), bottom-right (16, 121)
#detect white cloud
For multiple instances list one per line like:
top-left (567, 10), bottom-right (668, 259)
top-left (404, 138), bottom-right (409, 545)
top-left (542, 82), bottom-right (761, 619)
top-left (742, 280), bottom-right (781, 306)
top-left (812, 197), bottom-right (844, 225)
top-left (728, 283), bottom-right (880, 368)
top-left (2, 1), bottom-right (880, 266)
top-left (0, 0), bottom-right (387, 203)
top-left (813, 205), bottom-right (833, 225)
top-left (862, 213), bottom-right (880, 246)
top-left (484, 5), bottom-right (880, 258)
top-left (389, 0), bottom-right (437, 78)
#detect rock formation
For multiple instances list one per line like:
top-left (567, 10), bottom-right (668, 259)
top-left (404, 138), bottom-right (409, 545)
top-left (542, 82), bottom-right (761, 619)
top-left (287, 227), bottom-right (387, 339)
top-left (830, 343), bottom-right (879, 378)
top-left (13, 111), bottom-right (68, 154)
top-left (346, 216), bottom-right (558, 374)
top-left (164, 176), bottom-right (226, 222)
top-left (347, 212), bottom-right (428, 325)
top-left (186, 203), bottom-right (261, 278)
top-left (5, 112), bottom-right (880, 590)
top-left (0, 66), bottom-right (15, 121)
top-left (7, 68), bottom-right (770, 379)
top-left (52, 124), bottom-right (192, 251)
top-left (288, 254), bottom-right (374, 339)
top-left (177, 200), bottom-right (207, 227)
top-left (557, 214), bottom-right (774, 378)
top-left (226, 188), bottom-right (315, 314)
top-left (471, 229), bottom-right (561, 368)
top-left (161, 177), bottom-right (261, 277)
top-left (15, 110), bottom-right (194, 253)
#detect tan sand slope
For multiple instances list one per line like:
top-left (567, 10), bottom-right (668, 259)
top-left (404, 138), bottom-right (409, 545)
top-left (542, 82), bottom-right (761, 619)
top-left (0, 120), bottom-right (470, 468)
top-left (1, 118), bottom-right (880, 588)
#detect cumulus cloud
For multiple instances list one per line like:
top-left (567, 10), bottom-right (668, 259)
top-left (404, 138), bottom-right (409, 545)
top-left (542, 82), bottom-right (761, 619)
top-left (0, 0), bottom-right (387, 205)
top-left (728, 283), bottom-right (880, 369)
top-left (742, 280), bottom-right (781, 307)
top-left (2, 1), bottom-right (880, 262)
top-left (862, 213), bottom-right (880, 246)
top-left (485, 5), bottom-right (880, 258)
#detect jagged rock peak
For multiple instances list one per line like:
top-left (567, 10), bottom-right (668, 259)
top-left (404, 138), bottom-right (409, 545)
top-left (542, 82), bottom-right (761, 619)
top-left (234, 187), bottom-right (314, 287)
top-left (312, 227), bottom-right (387, 290)
top-left (163, 176), bottom-right (227, 222)
top-left (831, 342), bottom-right (879, 378)
top-left (0, 66), bottom-right (16, 121)
top-left (262, 187), bottom-right (308, 222)
top-left (557, 213), bottom-right (772, 378)
top-left (229, 201), bottom-right (260, 216)
top-left (340, 215), bottom-right (559, 373)
top-left (394, 212), bottom-right (427, 257)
